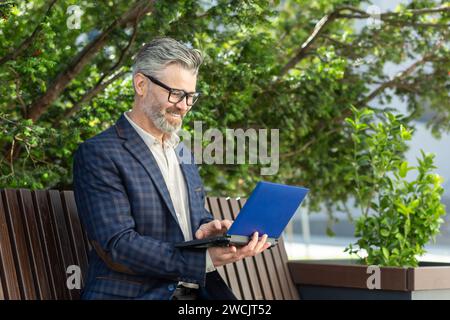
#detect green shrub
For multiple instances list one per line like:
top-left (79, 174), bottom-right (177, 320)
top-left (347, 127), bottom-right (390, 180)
top-left (344, 107), bottom-right (446, 267)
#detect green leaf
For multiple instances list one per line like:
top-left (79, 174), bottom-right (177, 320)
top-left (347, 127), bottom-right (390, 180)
top-left (399, 161), bottom-right (408, 178)
top-left (380, 229), bottom-right (390, 237)
top-left (382, 247), bottom-right (390, 260)
top-left (400, 125), bottom-right (412, 140)
top-left (410, 199), bottom-right (420, 210)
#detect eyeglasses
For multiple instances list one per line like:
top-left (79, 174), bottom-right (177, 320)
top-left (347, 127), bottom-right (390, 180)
top-left (141, 73), bottom-right (201, 107)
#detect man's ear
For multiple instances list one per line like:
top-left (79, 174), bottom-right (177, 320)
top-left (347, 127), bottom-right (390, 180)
top-left (133, 73), bottom-right (147, 97)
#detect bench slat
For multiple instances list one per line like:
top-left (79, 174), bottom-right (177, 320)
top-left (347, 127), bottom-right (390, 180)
top-left (0, 191), bottom-right (22, 299)
top-left (238, 198), bottom-right (275, 300)
top-left (277, 236), bottom-right (300, 299)
top-left (216, 197), bottom-right (246, 300)
top-left (228, 198), bottom-right (265, 300)
top-left (60, 191), bottom-right (89, 286)
top-left (17, 189), bottom-right (53, 299)
top-left (33, 190), bottom-right (69, 299)
top-left (224, 197), bottom-right (254, 300)
top-left (0, 276), bottom-right (4, 299)
top-left (47, 190), bottom-right (79, 300)
top-left (2, 190), bottom-right (38, 299)
top-left (209, 197), bottom-right (242, 300)
top-left (210, 197), bottom-right (243, 299)
top-left (269, 245), bottom-right (293, 299)
top-left (233, 198), bottom-right (265, 300)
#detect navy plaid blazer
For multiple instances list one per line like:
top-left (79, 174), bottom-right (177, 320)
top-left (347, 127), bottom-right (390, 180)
top-left (73, 114), bottom-right (223, 300)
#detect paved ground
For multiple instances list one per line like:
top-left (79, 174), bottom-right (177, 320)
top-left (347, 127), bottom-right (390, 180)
top-left (285, 235), bottom-right (450, 263)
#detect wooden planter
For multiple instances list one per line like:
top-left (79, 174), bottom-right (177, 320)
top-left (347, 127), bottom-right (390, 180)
top-left (288, 260), bottom-right (450, 300)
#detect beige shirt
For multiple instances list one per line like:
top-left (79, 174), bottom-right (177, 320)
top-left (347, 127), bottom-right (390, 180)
top-left (124, 112), bottom-right (215, 288)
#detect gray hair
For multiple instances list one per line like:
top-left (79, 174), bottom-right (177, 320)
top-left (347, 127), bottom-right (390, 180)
top-left (132, 37), bottom-right (204, 79)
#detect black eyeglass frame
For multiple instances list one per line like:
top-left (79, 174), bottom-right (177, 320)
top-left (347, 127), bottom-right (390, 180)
top-left (141, 73), bottom-right (201, 107)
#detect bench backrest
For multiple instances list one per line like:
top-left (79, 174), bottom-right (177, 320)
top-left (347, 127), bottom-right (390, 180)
top-left (0, 189), bottom-right (298, 300)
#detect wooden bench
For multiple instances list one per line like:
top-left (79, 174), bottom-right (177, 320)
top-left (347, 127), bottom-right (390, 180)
top-left (0, 189), bottom-right (299, 300)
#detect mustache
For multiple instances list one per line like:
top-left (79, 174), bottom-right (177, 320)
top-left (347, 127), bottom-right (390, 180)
top-left (164, 108), bottom-right (184, 117)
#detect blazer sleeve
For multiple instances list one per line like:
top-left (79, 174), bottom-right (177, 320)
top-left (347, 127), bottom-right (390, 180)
top-left (73, 141), bottom-right (207, 286)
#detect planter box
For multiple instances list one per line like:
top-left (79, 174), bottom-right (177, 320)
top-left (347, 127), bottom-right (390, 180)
top-left (288, 260), bottom-right (450, 300)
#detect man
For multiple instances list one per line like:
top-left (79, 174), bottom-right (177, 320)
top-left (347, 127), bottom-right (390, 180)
top-left (73, 37), bottom-right (271, 300)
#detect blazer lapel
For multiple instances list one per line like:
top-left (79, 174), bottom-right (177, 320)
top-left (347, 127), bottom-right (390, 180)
top-left (115, 114), bottom-right (179, 225)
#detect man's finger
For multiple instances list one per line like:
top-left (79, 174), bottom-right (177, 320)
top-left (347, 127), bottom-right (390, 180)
top-left (211, 246), bottom-right (238, 264)
top-left (217, 245), bottom-right (237, 254)
top-left (221, 219), bottom-right (233, 230)
top-left (254, 234), bottom-right (268, 253)
top-left (218, 246), bottom-right (240, 262)
top-left (250, 232), bottom-right (260, 250)
top-left (240, 232), bottom-right (258, 255)
top-left (195, 220), bottom-right (221, 239)
top-left (213, 219), bottom-right (221, 230)
top-left (195, 228), bottom-right (204, 239)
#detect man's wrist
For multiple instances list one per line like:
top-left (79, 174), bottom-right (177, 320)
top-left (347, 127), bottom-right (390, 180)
top-left (205, 249), bottom-right (216, 272)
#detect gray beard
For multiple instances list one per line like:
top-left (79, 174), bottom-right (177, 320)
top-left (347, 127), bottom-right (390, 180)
top-left (143, 102), bottom-right (182, 134)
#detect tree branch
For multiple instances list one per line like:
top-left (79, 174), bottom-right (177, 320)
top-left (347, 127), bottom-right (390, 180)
top-left (25, 0), bottom-right (154, 122)
top-left (278, 4), bottom-right (449, 77)
top-left (280, 128), bottom-right (340, 159)
top-left (335, 4), bottom-right (450, 19)
top-left (390, 22), bottom-right (450, 28)
top-left (7, 66), bottom-right (27, 116)
top-left (356, 40), bottom-right (445, 107)
top-left (60, 17), bottom-right (139, 122)
top-left (292, 39), bottom-right (446, 157)
top-left (278, 10), bottom-right (341, 77)
top-left (62, 70), bottom-right (128, 121)
top-left (0, 0), bottom-right (58, 66)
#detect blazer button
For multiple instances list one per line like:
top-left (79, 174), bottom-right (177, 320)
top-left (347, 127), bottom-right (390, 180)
top-left (168, 284), bottom-right (176, 291)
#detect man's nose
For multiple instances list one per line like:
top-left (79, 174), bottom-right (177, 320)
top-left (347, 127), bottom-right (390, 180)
top-left (175, 98), bottom-right (190, 112)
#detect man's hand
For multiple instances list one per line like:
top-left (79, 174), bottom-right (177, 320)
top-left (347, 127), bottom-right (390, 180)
top-left (207, 232), bottom-right (271, 267)
top-left (195, 219), bottom-right (232, 240)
